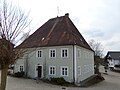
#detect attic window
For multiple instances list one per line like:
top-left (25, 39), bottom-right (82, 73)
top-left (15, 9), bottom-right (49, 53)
top-left (64, 32), bottom-right (66, 34)
top-left (42, 37), bottom-right (45, 41)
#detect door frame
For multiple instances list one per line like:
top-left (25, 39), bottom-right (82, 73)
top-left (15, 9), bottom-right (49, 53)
top-left (35, 64), bottom-right (43, 78)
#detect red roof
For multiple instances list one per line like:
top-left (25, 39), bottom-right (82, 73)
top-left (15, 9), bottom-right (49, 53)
top-left (17, 14), bottom-right (92, 51)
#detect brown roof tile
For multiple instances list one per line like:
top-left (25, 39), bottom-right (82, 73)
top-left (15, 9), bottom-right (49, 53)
top-left (17, 14), bottom-right (93, 51)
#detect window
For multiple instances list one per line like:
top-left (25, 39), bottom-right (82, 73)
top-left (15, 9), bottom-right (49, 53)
top-left (19, 65), bottom-right (24, 72)
top-left (86, 65), bottom-right (89, 72)
top-left (49, 66), bottom-right (56, 75)
top-left (49, 49), bottom-right (56, 58)
top-left (36, 50), bottom-right (43, 58)
top-left (84, 65), bottom-right (87, 73)
top-left (61, 48), bottom-right (68, 58)
top-left (77, 66), bottom-right (81, 76)
top-left (77, 49), bottom-right (81, 58)
top-left (89, 64), bottom-right (92, 71)
top-left (61, 66), bottom-right (68, 76)
top-left (84, 51), bottom-right (87, 59)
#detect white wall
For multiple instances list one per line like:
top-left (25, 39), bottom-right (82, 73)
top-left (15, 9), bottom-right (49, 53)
top-left (14, 45), bottom-right (94, 83)
top-left (76, 45), bottom-right (94, 83)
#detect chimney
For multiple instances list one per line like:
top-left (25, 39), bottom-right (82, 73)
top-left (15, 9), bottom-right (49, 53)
top-left (65, 13), bottom-right (69, 17)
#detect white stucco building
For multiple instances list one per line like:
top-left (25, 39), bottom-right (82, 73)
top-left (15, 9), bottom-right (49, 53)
top-left (14, 13), bottom-right (94, 84)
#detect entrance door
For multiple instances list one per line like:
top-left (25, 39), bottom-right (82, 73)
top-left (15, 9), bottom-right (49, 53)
top-left (38, 66), bottom-right (42, 78)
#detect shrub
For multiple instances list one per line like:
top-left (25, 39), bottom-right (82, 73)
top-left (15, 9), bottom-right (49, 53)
top-left (50, 77), bottom-right (66, 85)
top-left (7, 71), bottom-right (11, 75)
top-left (14, 71), bottom-right (25, 77)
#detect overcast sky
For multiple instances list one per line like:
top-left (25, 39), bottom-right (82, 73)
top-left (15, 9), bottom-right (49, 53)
top-left (12, 0), bottom-right (120, 55)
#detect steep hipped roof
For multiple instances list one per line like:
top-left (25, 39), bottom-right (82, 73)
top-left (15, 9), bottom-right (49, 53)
top-left (17, 14), bottom-right (92, 51)
top-left (106, 51), bottom-right (120, 60)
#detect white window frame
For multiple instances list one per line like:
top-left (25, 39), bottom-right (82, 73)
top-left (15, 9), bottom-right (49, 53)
top-left (77, 66), bottom-right (81, 76)
top-left (19, 65), bottom-right (24, 72)
top-left (36, 50), bottom-right (43, 58)
top-left (61, 66), bottom-right (68, 76)
top-left (49, 66), bottom-right (56, 75)
top-left (49, 49), bottom-right (56, 58)
top-left (61, 48), bottom-right (69, 58)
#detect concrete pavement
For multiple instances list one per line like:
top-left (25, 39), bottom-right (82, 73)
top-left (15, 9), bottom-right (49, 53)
top-left (4, 66), bottom-right (120, 90)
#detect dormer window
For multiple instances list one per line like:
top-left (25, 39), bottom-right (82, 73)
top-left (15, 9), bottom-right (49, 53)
top-left (42, 37), bottom-right (45, 41)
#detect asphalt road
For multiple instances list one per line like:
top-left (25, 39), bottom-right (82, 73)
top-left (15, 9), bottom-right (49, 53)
top-left (3, 66), bottom-right (120, 90)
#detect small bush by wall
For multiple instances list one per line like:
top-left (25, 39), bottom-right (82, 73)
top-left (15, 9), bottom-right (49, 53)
top-left (14, 71), bottom-right (25, 77)
top-left (50, 77), bottom-right (66, 85)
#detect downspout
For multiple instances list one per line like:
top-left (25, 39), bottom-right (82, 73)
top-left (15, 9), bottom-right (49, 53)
top-left (44, 57), bottom-right (46, 79)
top-left (25, 55), bottom-right (28, 77)
top-left (73, 45), bottom-right (77, 83)
top-left (73, 45), bottom-right (75, 83)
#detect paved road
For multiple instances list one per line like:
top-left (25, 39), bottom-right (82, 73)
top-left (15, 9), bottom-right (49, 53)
top-left (4, 66), bottom-right (120, 90)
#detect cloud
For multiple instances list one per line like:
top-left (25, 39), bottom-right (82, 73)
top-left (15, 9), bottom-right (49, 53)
top-left (83, 29), bottom-right (104, 38)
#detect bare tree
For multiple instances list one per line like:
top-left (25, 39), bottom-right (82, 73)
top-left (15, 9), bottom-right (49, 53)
top-left (89, 39), bottom-right (104, 58)
top-left (0, 0), bottom-right (31, 90)
top-left (89, 39), bottom-right (104, 74)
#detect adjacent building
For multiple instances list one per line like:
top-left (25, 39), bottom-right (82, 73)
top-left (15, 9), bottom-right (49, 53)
top-left (106, 51), bottom-right (120, 70)
top-left (14, 13), bottom-right (94, 84)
